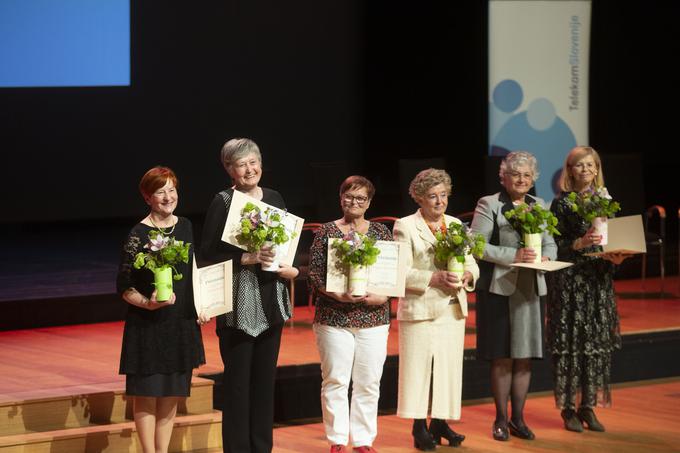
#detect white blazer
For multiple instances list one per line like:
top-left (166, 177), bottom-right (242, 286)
top-left (393, 210), bottom-right (480, 321)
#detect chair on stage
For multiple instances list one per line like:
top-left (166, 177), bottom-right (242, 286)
top-left (288, 222), bottom-right (322, 326)
top-left (368, 216), bottom-right (399, 229)
top-left (642, 205), bottom-right (666, 292)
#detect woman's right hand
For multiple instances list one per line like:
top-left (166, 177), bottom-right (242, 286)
top-left (514, 247), bottom-right (537, 263)
top-left (429, 270), bottom-right (462, 290)
top-left (241, 245), bottom-right (276, 266)
top-left (146, 290), bottom-right (176, 310)
top-left (575, 226), bottom-right (602, 249)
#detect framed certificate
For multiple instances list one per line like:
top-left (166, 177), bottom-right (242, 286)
top-left (221, 190), bottom-right (304, 266)
top-left (325, 240), bottom-right (407, 297)
top-left (584, 214), bottom-right (647, 257)
top-left (192, 258), bottom-right (233, 318)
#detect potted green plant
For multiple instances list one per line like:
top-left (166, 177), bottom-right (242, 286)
top-left (133, 230), bottom-right (191, 301)
top-left (433, 221), bottom-right (485, 281)
top-left (566, 187), bottom-right (621, 245)
top-left (331, 230), bottom-right (381, 296)
top-left (237, 202), bottom-right (296, 271)
top-left (504, 203), bottom-right (560, 263)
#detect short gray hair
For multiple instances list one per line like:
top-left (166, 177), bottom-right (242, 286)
top-left (408, 168), bottom-right (452, 201)
top-left (220, 138), bottom-right (262, 172)
top-left (499, 151), bottom-right (539, 183)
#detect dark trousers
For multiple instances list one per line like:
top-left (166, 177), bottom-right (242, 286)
top-left (218, 324), bottom-right (283, 453)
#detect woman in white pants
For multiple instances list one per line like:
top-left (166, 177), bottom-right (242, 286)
top-left (393, 168), bottom-right (479, 451)
top-left (308, 176), bottom-right (392, 453)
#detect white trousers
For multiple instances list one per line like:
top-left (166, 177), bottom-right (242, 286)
top-left (397, 304), bottom-right (465, 420)
top-left (314, 323), bottom-right (390, 447)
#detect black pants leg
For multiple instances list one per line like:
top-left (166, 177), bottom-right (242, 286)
top-left (219, 324), bottom-right (284, 453)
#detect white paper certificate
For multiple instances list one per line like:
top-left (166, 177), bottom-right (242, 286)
top-left (221, 190), bottom-right (304, 266)
top-left (509, 260), bottom-right (573, 272)
top-left (325, 240), bottom-right (407, 297)
top-left (192, 258), bottom-right (233, 318)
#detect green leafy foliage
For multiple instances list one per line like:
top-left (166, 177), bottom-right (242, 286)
top-left (504, 202), bottom-right (560, 236)
top-left (331, 231), bottom-right (381, 267)
top-left (566, 187), bottom-right (621, 223)
top-left (236, 202), bottom-right (296, 252)
top-left (433, 221), bottom-right (486, 265)
top-left (133, 229), bottom-right (191, 281)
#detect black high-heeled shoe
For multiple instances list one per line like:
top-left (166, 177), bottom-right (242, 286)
top-left (577, 407), bottom-right (605, 432)
top-left (411, 419), bottom-right (436, 451)
top-left (428, 418), bottom-right (465, 447)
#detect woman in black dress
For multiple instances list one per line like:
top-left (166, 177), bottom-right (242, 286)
top-left (547, 146), bottom-right (629, 433)
top-left (200, 138), bottom-right (299, 453)
top-left (117, 166), bottom-right (206, 453)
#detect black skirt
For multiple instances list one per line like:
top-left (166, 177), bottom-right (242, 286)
top-left (126, 371), bottom-right (192, 397)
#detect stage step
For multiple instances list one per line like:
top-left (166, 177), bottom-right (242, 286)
top-left (0, 377), bottom-right (214, 436)
top-left (0, 411), bottom-right (222, 453)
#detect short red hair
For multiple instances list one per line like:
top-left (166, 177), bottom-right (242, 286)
top-left (139, 166), bottom-right (179, 199)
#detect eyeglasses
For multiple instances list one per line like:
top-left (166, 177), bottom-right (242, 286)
top-left (507, 171), bottom-right (533, 180)
top-left (342, 194), bottom-right (369, 205)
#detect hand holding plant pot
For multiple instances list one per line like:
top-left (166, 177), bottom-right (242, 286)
top-left (566, 187), bottom-right (621, 246)
top-left (433, 221), bottom-right (485, 287)
top-left (504, 203), bottom-right (560, 263)
top-left (331, 230), bottom-right (381, 296)
top-left (133, 230), bottom-right (191, 301)
top-left (236, 202), bottom-right (296, 271)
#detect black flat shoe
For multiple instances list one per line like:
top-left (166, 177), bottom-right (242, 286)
top-left (428, 418), bottom-right (464, 447)
top-left (508, 420), bottom-right (535, 440)
top-left (492, 421), bottom-right (509, 441)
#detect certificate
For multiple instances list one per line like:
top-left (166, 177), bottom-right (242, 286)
top-left (192, 258), bottom-right (233, 317)
top-left (325, 240), bottom-right (407, 297)
top-left (584, 214), bottom-right (647, 257)
top-left (510, 260), bottom-right (573, 272)
top-left (221, 190), bottom-right (304, 266)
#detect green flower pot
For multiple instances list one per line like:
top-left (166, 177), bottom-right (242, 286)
top-left (154, 267), bottom-right (173, 302)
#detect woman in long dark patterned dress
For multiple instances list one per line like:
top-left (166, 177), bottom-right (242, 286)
top-left (200, 138), bottom-right (299, 453)
top-left (547, 146), bottom-right (630, 433)
top-left (117, 166), bottom-right (206, 453)
top-left (308, 176), bottom-right (392, 453)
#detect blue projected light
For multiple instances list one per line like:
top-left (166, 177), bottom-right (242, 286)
top-left (0, 0), bottom-right (130, 87)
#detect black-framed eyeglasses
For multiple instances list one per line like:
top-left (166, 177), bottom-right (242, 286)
top-left (342, 194), bottom-right (369, 205)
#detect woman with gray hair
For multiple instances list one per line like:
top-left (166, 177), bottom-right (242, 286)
top-left (200, 138), bottom-right (299, 452)
top-left (393, 168), bottom-right (479, 450)
top-left (470, 151), bottom-right (557, 441)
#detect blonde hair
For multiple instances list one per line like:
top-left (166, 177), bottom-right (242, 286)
top-left (558, 146), bottom-right (605, 192)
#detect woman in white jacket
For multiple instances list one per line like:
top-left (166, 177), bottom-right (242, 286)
top-left (393, 168), bottom-right (479, 451)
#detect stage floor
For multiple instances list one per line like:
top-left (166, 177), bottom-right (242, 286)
top-left (0, 277), bottom-right (678, 402)
top-left (273, 378), bottom-right (680, 452)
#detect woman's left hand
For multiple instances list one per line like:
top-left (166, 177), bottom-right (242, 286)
top-left (364, 293), bottom-right (389, 306)
top-left (196, 312), bottom-right (212, 326)
top-left (276, 263), bottom-right (299, 279)
top-left (602, 252), bottom-right (631, 265)
top-left (460, 271), bottom-right (474, 288)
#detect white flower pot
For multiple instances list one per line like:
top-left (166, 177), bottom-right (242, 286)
top-left (260, 241), bottom-right (280, 272)
top-left (592, 216), bottom-right (608, 245)
top-left (348, 264), bottom-right (369, 296)
top-left (447, 255), bottom-right (465, 288)
top-left (524, 233), bottom-right (542, 264)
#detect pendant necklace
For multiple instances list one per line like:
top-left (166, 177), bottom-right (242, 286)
top-left (149, 215), bottom-right (176, 235)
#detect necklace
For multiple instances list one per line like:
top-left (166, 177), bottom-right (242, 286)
top-left (148, 215), bottom-right (176, 235)
top-left (426, 217), bottom-right (446, 235)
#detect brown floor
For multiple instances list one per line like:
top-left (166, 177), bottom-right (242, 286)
top-left (0, 277), bottom-right (678, 402)
top-left (273, 378), bottom-right (680, 452)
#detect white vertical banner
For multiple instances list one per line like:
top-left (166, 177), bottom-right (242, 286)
top-left (488, 0), bottom-right (591, 200)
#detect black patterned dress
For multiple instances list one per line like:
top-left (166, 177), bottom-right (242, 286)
top-left (117, 217), bottom-right (206, 396)
top-left (546, 193), bottom-right (621, 410)
top-left (308, 222), bottom-right (392, 328)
